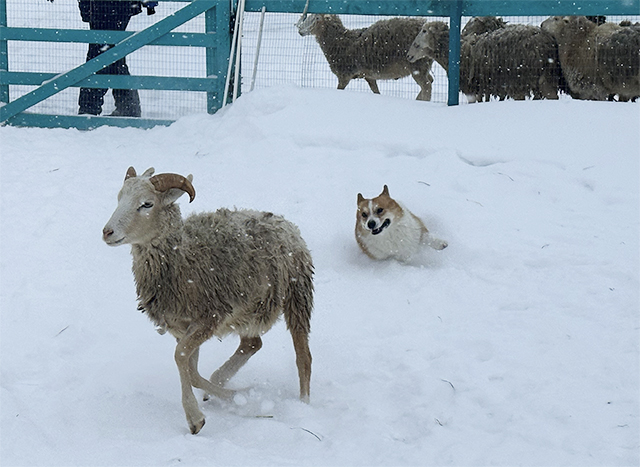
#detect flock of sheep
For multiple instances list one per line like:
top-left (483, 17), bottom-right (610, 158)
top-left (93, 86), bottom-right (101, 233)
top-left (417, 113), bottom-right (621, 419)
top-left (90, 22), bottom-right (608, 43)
top-left (297, 14), bottom-right (640, 102)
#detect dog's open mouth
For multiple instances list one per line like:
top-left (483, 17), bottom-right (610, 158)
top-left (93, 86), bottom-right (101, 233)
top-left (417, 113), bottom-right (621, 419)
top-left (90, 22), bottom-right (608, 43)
top-left (371, 219), bottom-right (391, 235)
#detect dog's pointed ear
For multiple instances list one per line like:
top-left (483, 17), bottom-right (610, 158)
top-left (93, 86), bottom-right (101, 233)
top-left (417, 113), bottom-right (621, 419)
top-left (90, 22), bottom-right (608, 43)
top-left (357, 193), bottom-right (364, 203)
top-left (381, 185), bottom-right (389, 196)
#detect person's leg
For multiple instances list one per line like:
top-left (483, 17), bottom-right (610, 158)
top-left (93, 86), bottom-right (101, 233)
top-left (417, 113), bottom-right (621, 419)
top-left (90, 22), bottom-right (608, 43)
top-left (110, 13), bottom-right (141, 117)
top-left (79, 5), bottom-right (141, 117)
top-left (78, 42), bottom-right (109, 115)
top-left (110, 58), bottom-right (141, 117)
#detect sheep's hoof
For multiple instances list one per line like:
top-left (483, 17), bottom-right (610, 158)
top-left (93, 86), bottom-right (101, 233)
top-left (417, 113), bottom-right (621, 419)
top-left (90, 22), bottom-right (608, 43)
top-left (189, 418), bottom-right (205, 435)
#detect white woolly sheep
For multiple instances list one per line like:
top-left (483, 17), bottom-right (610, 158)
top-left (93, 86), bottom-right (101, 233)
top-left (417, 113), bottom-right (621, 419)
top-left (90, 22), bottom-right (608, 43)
top-left (407, 17), bottom-right (564, 102)
top-left (541, 15), bottom-right (640, 101)
top-left (460, 15), bottom-right (506, 38)
top-left (102, 167), bottom-right (314, 435)
top-left (620, 20), bottom-right (640, 32)
top-left (407, 21), bottom-right (478, 101)
top-left (297, 14), bottom-right (434, 100)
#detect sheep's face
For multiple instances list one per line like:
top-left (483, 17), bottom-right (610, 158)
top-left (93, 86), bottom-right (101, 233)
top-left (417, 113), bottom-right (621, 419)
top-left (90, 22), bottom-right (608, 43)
top-left (297, 14), bottom-right (339, 37)
top-left (541, 16), bottom-right (593, 40)
top-left (104, 178), bottom-right (162, 246)
top-left (103, 167), bottom-right (194, 247)
top-left (297, 13), bottom-right (319, 36)
top-left (540, 16), bottom-right (567, 37)
top-left (407, 23), bottom-right (443, 63)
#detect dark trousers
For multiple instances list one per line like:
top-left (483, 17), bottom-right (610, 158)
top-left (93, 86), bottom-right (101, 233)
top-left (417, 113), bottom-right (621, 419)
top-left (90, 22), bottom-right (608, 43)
top-left (78, 15), bottom-right (141, 116)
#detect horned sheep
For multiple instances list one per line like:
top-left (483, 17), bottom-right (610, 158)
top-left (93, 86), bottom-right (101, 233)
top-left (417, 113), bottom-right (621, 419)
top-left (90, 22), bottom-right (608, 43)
top-left (102, 167), bottom-right (314, 435)
top-left (297, 14), bottom-right (435, 100)
top-left (541, 15), bottom-right (640, 101)
top-left (407, 17), bottom-right (564, 102)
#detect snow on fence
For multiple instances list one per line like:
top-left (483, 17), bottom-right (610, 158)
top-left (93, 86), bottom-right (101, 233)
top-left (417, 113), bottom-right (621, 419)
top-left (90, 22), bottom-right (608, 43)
top-left (1, 0), bottom-right (638, 129)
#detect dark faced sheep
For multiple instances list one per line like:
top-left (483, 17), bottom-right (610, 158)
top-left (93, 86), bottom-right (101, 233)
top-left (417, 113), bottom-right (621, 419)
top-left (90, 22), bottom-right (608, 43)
top-left (297, 14), bottom-right (434, 100)
top-left (102, 167), bottom-right (314, 435)
top-left (541, 16), bottom-right (640, 101)
top-left (408, 17), bottom-right (563, 102)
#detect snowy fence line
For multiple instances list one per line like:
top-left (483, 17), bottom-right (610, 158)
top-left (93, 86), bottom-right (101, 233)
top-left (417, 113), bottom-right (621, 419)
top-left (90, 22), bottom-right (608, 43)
top-left (1, 0), bottom-right (639, 130)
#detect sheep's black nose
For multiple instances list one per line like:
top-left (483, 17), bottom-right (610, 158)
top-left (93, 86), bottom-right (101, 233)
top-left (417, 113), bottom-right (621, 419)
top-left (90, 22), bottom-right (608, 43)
top-left (367, 220), bottom-right (376, 230)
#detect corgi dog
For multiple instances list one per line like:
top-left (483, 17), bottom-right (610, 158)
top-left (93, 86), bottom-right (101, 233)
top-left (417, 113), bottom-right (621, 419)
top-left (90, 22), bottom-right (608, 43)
top-left (355, 185), bottom-right (447, 261)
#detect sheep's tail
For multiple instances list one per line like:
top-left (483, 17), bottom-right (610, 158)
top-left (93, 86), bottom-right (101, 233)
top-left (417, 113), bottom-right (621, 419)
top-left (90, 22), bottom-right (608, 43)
top-left (283, 254), bottom-right (314, 335)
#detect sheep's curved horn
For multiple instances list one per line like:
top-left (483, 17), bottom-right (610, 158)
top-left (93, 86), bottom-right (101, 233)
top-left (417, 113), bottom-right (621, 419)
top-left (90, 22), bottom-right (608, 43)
top-left (149, 174), bottom-right (196, 203)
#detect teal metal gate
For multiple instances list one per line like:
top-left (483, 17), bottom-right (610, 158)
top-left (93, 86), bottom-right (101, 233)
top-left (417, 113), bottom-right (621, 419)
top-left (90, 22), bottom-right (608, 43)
top-left (1, 0), bottom-right (638, 130)
top-left (0, 0), bottom-right (232, 129)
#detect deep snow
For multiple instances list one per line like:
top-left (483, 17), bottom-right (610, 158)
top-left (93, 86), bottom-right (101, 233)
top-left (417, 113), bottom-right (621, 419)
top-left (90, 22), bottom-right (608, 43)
top-left (1, 86), bottom-right (639, 466)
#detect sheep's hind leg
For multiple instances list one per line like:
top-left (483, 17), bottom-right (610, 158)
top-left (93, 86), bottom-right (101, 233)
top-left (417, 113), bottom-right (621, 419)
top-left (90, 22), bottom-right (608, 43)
top-left (191, 348), bottom-right (222, 403)
top-left (207, 336), bottom-right (263, 391)
top-left (365, 78), bottom-right (381, 94)
top-left (291, 331), bottom-right (312, 403)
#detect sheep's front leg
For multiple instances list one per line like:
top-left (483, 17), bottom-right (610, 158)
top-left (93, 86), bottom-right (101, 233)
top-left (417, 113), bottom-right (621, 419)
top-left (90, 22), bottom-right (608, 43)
top-left (175, 332), bottom-right (207, 434)
top-left (175, 325), bottom-right (236, 434)
top-left (413, 71), bottom-right (433, 101)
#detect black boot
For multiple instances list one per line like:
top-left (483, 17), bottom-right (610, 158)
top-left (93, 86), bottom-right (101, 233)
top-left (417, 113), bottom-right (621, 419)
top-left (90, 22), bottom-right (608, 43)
top-left (78, 87), bottom-right (106, 115)
top-left (111, 88), bottom-right (141, 117)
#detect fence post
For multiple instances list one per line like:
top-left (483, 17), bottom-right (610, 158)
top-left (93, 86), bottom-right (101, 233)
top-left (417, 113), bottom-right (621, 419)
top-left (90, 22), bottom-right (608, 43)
top-left (447, 0), bottom-right (462, 106)
top-left (206, 0), bottom-right (231, 113)
top-left (0, 0), bottom-right (8, 104)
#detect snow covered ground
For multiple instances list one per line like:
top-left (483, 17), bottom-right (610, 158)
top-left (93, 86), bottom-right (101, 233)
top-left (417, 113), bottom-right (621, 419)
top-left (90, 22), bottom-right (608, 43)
top-left (1, 87), bottom-right (638, 466)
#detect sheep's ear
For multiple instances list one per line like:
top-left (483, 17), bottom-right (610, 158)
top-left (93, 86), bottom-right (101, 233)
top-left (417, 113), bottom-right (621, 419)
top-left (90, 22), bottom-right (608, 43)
top-left (381, 185), bottom-right (389, 196)
top-left (142, 167), bottom-right (155, 178)
top-left (125, 166), bottom-right (137, 180)
top-left (357, 193), bottom-right (364, 203)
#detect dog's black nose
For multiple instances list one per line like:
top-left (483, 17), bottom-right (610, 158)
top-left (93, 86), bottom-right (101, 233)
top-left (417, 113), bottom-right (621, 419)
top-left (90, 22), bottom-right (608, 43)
top-left (367, 220), bottom-right (376, 230)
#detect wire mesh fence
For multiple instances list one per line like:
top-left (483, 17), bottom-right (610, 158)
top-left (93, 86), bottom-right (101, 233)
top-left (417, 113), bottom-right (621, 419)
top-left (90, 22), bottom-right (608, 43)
top-left (4, 1), bottom-right (639, 121)
top-left (242, 12), bottom-right (639, 104)
top-left (6, 0), bottom-right (208, 119)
